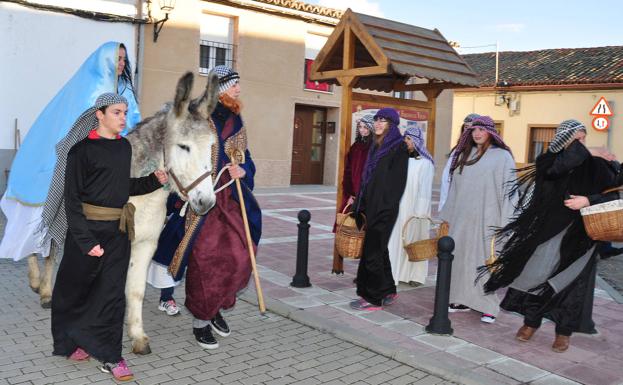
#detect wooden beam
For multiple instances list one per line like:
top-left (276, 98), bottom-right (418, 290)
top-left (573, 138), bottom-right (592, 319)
top-left (312, 65), bottom-right (390, 80)
top-left (423, 91), bottom-right (437, 158)
top-left (393, 81), bottom-right (467, 92)
top-left (352, 91), bottom-right (433, 109)
top-left (332, 75), bottom-right (358, 274)
top-left (422, 87), bottom-right (444, 101)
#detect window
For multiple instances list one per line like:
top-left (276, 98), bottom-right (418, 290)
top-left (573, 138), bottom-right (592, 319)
top-left (200, 41), bottom-right (235, 74)
top-left (494, 121), bottom-right (504, 137)
top-left (527, 126), bottom-right (557, 163)
top-left (393, 91), bottom-right (413, 100)
top-left (304, 32), bottom-right (332, 92)
top-left (199, 13), bottom-right (235, 74)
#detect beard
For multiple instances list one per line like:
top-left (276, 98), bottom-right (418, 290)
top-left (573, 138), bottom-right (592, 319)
top-left (219, 93), bottom-right (243, 115)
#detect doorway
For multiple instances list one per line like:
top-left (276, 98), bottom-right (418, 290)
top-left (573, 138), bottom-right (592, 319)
top-left (291, 105), bottom-right (327, 184)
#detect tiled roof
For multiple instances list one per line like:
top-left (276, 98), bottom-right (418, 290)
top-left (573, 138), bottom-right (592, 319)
top-left (462, 46), bottom-right (623, 87)
top-left (251, 0), bottom-right (344, 18)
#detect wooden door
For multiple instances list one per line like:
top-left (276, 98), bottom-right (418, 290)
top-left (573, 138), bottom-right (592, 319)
top-left (291, 106), bottom-right (326, 184)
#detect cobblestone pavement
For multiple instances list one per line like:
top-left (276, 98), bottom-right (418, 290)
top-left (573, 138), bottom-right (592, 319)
top-left (0, 258), bottom-right (452, 385)
top-left (598, 252), bottom-right (623, 294)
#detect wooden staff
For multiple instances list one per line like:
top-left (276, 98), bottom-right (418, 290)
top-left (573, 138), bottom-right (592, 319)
top-left (228, 148), bottom-right (266, 313)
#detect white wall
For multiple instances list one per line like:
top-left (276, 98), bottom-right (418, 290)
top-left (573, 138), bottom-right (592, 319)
top-left (0, 1), bottom-right (138, 151)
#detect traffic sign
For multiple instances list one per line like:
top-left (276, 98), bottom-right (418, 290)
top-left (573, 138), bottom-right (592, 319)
top-left (592, 116), bottom-right (610, 131)
top-left (590, 97), bottom-right (613, 116)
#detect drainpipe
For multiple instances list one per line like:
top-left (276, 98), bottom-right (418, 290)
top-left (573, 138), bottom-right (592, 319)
top-left (135, 0), bottom-right (146, 100)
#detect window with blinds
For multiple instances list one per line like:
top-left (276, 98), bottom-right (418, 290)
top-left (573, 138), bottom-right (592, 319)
top-left (527, 126), bottom-right (557, 163)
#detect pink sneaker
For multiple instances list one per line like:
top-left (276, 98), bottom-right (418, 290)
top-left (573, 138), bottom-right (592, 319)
top-left (68, 347), bottom-right (89, 361)
top-left (349, 298), bottom-right (383, 311)
top-left (100, 359), bottom-right (134, 381)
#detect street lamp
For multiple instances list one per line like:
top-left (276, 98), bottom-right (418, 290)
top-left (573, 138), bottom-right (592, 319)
top-left (148, 0), bottom-right (176, 43)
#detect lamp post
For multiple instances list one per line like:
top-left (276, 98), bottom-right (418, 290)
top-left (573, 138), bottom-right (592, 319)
top-left (147, 0), bottom-right (176, 42)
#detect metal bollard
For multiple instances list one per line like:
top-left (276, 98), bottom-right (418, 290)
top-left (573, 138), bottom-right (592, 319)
top-left (426, 236), bottom-right (455, 335)
top-left (291, 210), bottom-right (312, 288)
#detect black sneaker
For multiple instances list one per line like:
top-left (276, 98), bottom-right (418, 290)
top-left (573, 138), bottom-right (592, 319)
top-left (448, 304), bottom-right (470, 313)
top-left (210, 312), bottom-right (231, 337)
top-left (193, 326), bottom-right (219, 349)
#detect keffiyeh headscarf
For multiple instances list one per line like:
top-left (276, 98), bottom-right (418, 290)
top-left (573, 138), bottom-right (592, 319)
top-left (404, 126), bottom-right (434, 164)
top-left (463, 113), bottom-right (480, 129)
top-left (548, 119), bottom-right (586, 153)
top-left (41, 92), bottom-right (128, 258)
top-left (449, 115), bottom-right (511, 175)
top-left (212, 65), bottom-right (240, 94)
top-left (356, 114), bottom-right (374, 143)
top-left (361, 108), bottom-right (404, 185)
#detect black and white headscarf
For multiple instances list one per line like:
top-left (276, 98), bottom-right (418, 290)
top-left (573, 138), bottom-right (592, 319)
top-left (548, 119), bottom-right (586, 153)
top-left (212, 65), bottom-right (240, 94)
top-left (41, 93), bottom-right (128, 258)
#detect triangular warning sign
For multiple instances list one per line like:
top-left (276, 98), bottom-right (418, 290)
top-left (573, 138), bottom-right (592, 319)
top-left (590, 97), bottom-right (613, 116)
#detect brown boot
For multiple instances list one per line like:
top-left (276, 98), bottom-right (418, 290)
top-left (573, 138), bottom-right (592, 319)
top-left (552, 334), bottom-right (570, 352)
top-left (515, 325), bottom-right (537, 342)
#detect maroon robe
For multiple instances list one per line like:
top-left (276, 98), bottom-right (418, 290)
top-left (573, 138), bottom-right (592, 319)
top-left (335, 141), bottom-right (370, 231)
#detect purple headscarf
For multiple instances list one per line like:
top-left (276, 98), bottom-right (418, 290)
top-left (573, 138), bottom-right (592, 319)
top-left (404, 126), bottom-right (434, 164)
top-left (449, 115), bottom-right (512, 175)
top-left (361, 108), bottom-right (404, 185)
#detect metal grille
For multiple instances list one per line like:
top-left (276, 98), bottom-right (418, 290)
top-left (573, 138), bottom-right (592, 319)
top-left (199, 40), bottom-right (235, 74)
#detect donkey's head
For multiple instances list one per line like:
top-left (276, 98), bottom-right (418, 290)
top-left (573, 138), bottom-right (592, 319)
top-left (164, 71), bottom-right (219, 215)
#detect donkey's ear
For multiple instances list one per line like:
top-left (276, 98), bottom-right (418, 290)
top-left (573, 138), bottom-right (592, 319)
top-left (174, 72), bottom-right (194, 117)
top-left (194, 71), bottom-right (219, 120)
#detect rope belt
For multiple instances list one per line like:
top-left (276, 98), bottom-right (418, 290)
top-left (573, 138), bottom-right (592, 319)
top-left (82, 202), bottom-right (136, 241)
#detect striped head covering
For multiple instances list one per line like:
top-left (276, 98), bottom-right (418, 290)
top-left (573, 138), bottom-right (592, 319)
top-left (449, 115), bottom-right (512, 175)
top-left (404, 126), bottom-right (434, 164)
top-left (548, 119), bottom-right (586, 153)
top-left (355, 114), bottom-right (374, 143)
top-left (212, 65), bottom-right (240, 94)
top-left (41, 93), bottom-right (128, 259)
top-left (463, 113), bottom-right (480, 130)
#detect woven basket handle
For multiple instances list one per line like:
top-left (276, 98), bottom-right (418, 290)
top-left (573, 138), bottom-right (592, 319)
top-left (341, 202), bottom-right (352, 214)
top-left (601, 186), bottom-right (623, 194)
top-left (337, 212), bottom-right (366, 233)
top-left (401, 216), bottom-right (435, 247)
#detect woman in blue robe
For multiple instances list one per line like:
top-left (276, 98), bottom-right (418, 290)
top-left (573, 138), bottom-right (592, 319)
top-left (0, 41), bottom-right (140, 261)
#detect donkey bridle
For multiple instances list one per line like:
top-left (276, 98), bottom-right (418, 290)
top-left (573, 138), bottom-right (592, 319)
top-left (163, 147), bottom-right (214, 199)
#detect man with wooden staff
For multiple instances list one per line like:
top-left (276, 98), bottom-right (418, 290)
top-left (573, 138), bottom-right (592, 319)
top-left (183, 66), bottom-right (262, 350)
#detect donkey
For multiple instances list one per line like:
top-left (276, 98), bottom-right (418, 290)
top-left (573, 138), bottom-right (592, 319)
top-left (27, 71), bottom-right (220, 355)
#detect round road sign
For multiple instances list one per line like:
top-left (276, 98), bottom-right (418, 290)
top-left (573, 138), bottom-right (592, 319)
top-left (592, 117), bottom-right (609, 131)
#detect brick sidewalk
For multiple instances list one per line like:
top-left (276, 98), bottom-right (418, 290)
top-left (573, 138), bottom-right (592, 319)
top-left (0, 258), bottom-right (451, 385)
top-left (251, 186), bottom-right (623, 385)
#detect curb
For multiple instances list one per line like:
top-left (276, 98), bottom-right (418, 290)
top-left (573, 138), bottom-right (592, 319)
top-left (239, 291), bottom-right (500, 385)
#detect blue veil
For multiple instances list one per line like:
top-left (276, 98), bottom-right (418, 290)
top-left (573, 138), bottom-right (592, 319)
top-left (4, 41), bottom-right (141, 206)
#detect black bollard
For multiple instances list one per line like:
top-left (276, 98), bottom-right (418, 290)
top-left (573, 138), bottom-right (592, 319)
top-left (426, 236), bottom-right (455, 335)
top-left (291, 210), bottom-right (312, 288)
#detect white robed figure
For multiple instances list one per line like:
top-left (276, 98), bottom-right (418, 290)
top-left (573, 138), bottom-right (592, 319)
top-left (0, 42), bottom-right (140, 261)
top-left (388, 126), bottom-right (434, 286)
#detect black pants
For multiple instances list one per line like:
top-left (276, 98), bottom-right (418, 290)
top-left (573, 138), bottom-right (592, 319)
top-left (356, 227), bottom-right (396, 306)
top-left (502, 255), bottom-right (598, 337)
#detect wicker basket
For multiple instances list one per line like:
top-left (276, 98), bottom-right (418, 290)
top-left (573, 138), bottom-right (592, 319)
top-left (580, 187), bottom-right (623, 242)
top-left (336, 203), bottom-right (354, 227)
top-left (402, 217), bottom-right (449, 262)
top-left (335, 213), bottom-right (366, 259)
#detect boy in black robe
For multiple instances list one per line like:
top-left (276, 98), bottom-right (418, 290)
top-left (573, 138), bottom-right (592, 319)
top-left (45, 93), bottom-right (167, 381)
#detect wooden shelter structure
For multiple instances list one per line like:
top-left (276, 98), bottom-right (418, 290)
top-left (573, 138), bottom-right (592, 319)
top-left (309, 9), bottom-right (479, 273)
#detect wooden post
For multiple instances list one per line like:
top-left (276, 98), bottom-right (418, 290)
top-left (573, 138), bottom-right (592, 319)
top-left (332, 24), bottom-right (359, 274)
top-left (423, 88), bottom-right (443, 157)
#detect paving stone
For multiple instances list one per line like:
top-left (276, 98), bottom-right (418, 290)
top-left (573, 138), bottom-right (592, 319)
top-left (446, 343), bottom-right (506, 365)
top-left (486, 357), bottom-right (549, 382)
top-left (358, 310), bottom-right (405, 325)
top-left (383, 320), bottom-right (427, 337)
top-left (530, 374), bottom-right (583, 385)
top-left (412, 334), bottom-right (468, 351)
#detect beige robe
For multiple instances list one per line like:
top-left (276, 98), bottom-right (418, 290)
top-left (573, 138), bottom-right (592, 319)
top-left (388, 157), bottom-right (434, 285)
